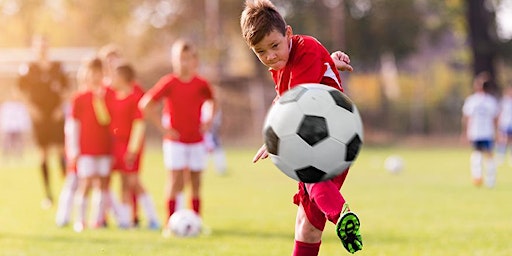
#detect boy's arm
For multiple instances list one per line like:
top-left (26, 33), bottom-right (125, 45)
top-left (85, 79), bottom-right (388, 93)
top-left (66, 118), bottom-right (80, 160)
top-left (201, 99), bottom-right (218, 133)
top-left (139, 96), bottom-right (179, 139)
top-left (331, 51), bottom-right (353, 72)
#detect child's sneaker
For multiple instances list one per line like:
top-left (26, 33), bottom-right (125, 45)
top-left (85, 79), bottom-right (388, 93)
top-left (336, 204), bottom-right (363, 254)
top-left (148, 220), bottom-right (161, 230)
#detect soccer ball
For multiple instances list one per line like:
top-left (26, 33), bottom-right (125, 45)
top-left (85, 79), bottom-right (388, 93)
top-left (384, 155), bottom-right (404, 174)
top-left (166, 209), bottom-right (202, 237)
top-left (263, 83), bottom-right (363, 183)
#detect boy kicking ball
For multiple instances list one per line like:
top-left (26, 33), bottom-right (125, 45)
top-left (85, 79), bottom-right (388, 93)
top-left (241, 0), bottom-right (362, 254)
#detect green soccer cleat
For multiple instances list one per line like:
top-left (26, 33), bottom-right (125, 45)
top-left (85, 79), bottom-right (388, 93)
top-left (336, 204), bottom-right (363, 254)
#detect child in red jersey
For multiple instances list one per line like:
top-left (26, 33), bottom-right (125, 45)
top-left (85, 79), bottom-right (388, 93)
top-left (241, 0), bottom-right (362, 254)
top-left (107, 63), bottom-right (160, 229)
top-left (68, 58), bottom-right (113, 232)
top-left (139, 39), bottom-right (217, 223)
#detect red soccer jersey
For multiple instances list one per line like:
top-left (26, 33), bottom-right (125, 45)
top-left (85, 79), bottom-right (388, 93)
top-left (144, 74), bottom-right (213, 143)
top-left (106, 84), bottom-right (145, 142)
top-left (70, 89), bottom-right (112, 155)
top-left (270, 35), bottom-right (343, 96)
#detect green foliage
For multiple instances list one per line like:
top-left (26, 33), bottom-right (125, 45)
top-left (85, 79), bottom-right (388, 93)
top-left (1, 146), bottom-right (512, 255)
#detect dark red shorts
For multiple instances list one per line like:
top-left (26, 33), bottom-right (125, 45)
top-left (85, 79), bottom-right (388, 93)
top-left (112, 140), bottom-right (142, 173)
top-left (293, 170), bottom-right (348, 231)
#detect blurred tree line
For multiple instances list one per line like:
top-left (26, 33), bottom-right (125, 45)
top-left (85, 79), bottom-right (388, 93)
top-left (1, 0), bottom-right (512, 144)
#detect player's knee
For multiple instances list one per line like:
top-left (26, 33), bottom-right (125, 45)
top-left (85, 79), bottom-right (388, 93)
top-left (295, 208), bottom-right (322, 243)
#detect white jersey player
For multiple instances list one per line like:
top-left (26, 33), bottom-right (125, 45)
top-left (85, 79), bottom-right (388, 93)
top-left (496, 86), bottom-right (512, 165)
top-left (462, 72), bottom-right (499, 188)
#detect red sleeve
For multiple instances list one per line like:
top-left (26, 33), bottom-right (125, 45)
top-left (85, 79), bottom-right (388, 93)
top-left (145, 75), bottom-right (173, 102)
top-left (201, 80), bottom-right (214, 100)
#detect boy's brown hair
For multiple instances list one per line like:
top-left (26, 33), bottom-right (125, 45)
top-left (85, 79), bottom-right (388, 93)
top-left (115, 63), bottom-right (136, 83)
top-left (240, 0), bottom-right (287, 47)
top-left (86, 57), bottom-right (103, 72)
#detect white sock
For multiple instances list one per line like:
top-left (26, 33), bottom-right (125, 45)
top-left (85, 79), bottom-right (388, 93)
top-left (213, 149), bottom-right (227, 174)
top-left (108, 191), bottom-right (130, 226)
top-left (74, 194), bottom-right (88, 225)
top-left (55, 174), bottom-right (78, 226)
top-left (93, 191), bottom-right (107, 225)
top-left (138, 193), bottom-right (159, 223)
top-left (120, 203), bottom-right (132, 227)
top-left (485, 158), bottom-right (496, 188)
top-left (470, 151), bottom-right (483, 180)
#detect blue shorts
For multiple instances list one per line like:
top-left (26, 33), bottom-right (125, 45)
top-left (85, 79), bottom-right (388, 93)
top-left (471, 140), bottom-right (494, 151)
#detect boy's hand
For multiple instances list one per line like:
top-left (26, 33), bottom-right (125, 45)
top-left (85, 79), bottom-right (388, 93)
top-left (163, 127), bottom-right (180, 140)
top-left (124, 151), bottom-right (136, 168)
top-left (253, 144), bottom-right (269, 163)
top-left (331, 51), bottom-right (353, 72)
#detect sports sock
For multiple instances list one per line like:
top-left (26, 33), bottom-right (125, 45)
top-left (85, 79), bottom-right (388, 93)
top-left (74, 194), bottom-right (87, 226)
top-left (55, 174), bottom-right (78, 226)
top-left (192, 197), bottom-right (201, 215)
top-left (108, 191), bottom-right (129, 226)
top-left (292, 240), bottom-right (321, 256)
top-left (93, 191), bottom-right (108, 226)
top-left (138, 193), bottom-right (159, 223)
top-left (485, 158), bottom-right (496, 188)
top-left (167, 199), bottom-right (176, 218)
top-left (214, 149), bottom-right (227, 174)
top-left (306, 181), bottom-right (345, 224)
top-left (470, 151), bottom-right (483, 180)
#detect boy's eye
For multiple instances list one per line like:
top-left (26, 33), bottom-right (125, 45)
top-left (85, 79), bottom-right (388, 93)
top-left (272, 43), bottom-right (279, 48)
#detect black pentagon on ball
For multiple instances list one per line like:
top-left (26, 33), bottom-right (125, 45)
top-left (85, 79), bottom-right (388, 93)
top-left (345, 134), bottom-right (362, 161)
top-left (295, 166), bottom-right (327, 183)
top-left (297, 115), bottom-right (328, 146)
top-left (329, 90), bottom-right (353, 113)
top-left (264, 126), bottom-right (279, 155)
top-left (278, 85), bottom-right (308, 104)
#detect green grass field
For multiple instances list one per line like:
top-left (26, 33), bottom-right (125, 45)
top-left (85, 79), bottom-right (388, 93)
top-left (1, 145), bottom-right (512, 256)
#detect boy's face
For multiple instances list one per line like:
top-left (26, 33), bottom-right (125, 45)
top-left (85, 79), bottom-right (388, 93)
top-left (85, 69), bottom-right (103, 89)
top-left (173, 49), bottom-right (198, 75)
top-left (251, 26), bottom-right (292, 71)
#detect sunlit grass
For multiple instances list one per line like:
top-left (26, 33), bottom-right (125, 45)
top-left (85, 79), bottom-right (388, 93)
top-left (0, 145), bottom-right (511, 256)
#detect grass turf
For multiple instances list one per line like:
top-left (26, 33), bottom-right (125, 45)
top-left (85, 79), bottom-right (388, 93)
top-left (0, 145), bottom-right (511, 256)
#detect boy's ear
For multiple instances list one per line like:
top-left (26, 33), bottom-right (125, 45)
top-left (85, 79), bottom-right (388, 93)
top-left (285, 25), bottom-right (293, 39)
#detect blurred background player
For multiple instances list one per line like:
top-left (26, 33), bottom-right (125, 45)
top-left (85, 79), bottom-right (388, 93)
top-left (68, 57), bottom-right (115, 232)
top-left (107, 63), bottom-right (160, 229)
top-left (462, 72), bottom-right (499, 188)
top-left (17, 35), bottom-right (69, 209)
top-left (496, 84), bottom-right (512, 165)
top-left (99, 44), bottom-right (141, 227)
top-left (240, 0), bottom-right (361, 254)
top-left (201, 101), bottom-right (227, 175)
top-left (0, 87), bottom-right (31, 161)
top-left (139, 39), bottom-right (217, 222)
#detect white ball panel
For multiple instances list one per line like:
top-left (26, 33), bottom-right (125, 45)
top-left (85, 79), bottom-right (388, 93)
top-left (311, 137), bottom-right (350, 175)
top-left (270, 154), bottom-right (300, 181)
top-left (296, 89), bottom-right (335, 116)
top-left (325, 106), bottom-right (358, 143)
top-left (278, 135), bottom-right (313, 169)
top-left (264, 101), bottom-right (304, 137)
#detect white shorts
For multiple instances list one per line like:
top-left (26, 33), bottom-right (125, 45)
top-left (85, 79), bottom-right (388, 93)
top-left (76, 155), bottom-right (112, 178)
top-left (162, 140), bottom-right (207, 171)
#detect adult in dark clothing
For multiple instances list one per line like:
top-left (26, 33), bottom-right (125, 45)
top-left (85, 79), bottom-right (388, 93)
top-left (18, 35), bottom-right (69, 209)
